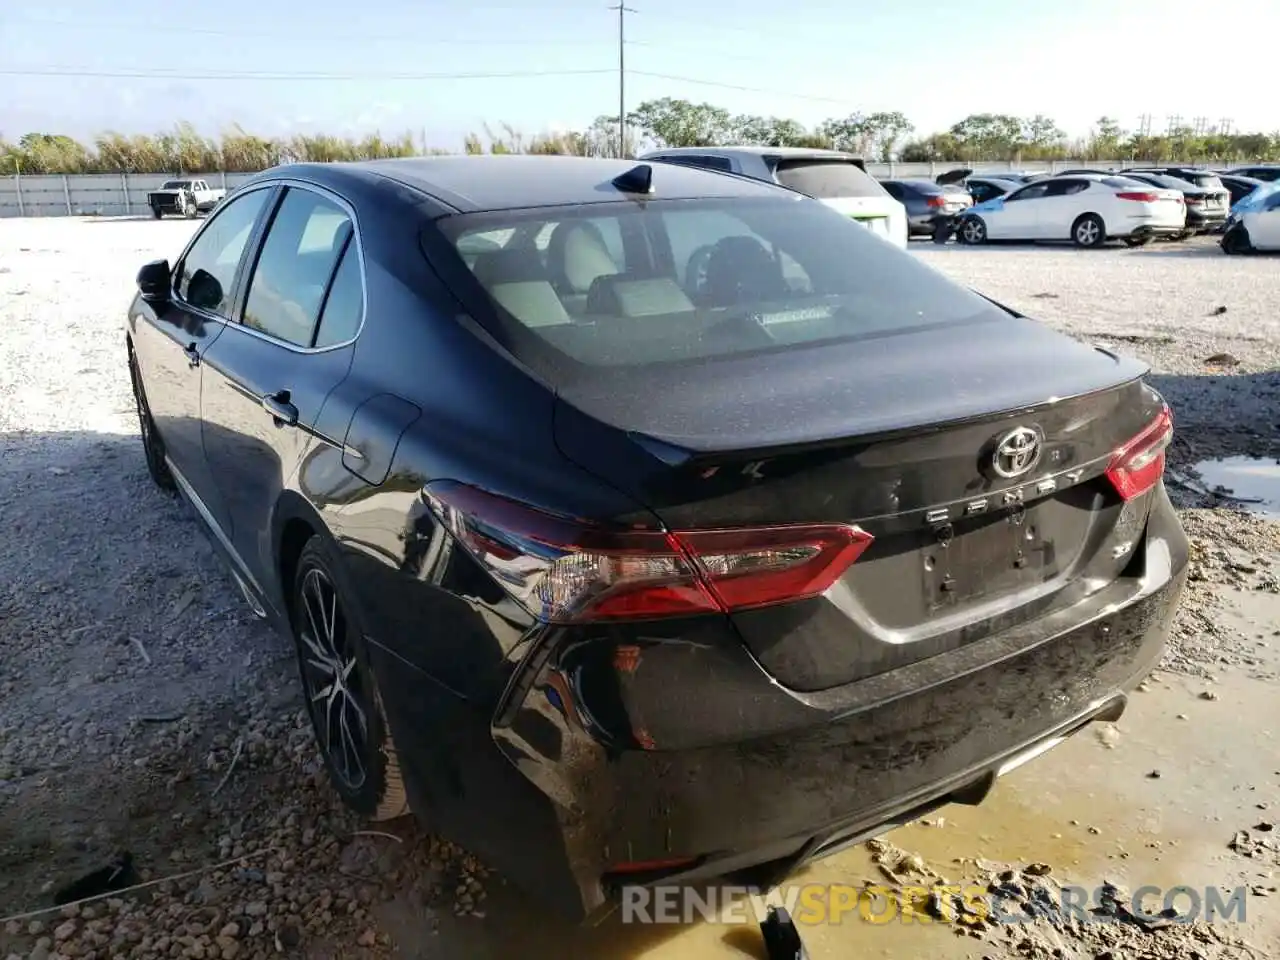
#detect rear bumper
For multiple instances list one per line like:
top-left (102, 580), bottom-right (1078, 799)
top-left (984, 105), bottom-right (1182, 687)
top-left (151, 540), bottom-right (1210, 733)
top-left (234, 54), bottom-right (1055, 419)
top-left (1129, 223), bottom-right (1186, 239)
top-left (907, 211), bottom-right (965, 234)
top-left (383, 485), bottom-right (1188, 922)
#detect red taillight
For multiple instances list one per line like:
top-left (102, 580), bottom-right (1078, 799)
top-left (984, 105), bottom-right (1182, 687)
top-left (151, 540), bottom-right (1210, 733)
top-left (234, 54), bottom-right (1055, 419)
top-left (926, 195), bottom-right (947, 208)
top-left (423, 482), bottom-right (874, 622)
top-left (1105, 407), bottom-right (1173, 501)
top-left (1184, 195), bottom-right (1204, 205)
top-left (1116, 191), bottom-right (1160, 203)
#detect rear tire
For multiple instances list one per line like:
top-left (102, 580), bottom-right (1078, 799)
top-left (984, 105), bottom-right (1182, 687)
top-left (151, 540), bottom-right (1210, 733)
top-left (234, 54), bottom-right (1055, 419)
top-left (1072, 214), bottom-right (1106, 248)
top-left (1221, 224), bottom-right (1252, 255)
top-left (957, 217), bottom-right (987, 245)
top-left (128, 349), bottom-right (175, 491)
top-left (151, 206), bottom-right (163, 220)
top-left (291, 537), bottom-right (409, 823)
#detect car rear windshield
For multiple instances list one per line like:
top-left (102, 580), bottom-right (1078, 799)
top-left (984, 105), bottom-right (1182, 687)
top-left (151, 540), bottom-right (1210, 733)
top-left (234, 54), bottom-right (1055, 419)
top-left (771, 159), bottom-right (884, 199)
top-left (1132, 173), bottom-right (1196, 190)
top-left (429, 195), bottom-right (998, 382)
top-left (1178, 172), bottom-right (1224, 190)
top-left (1102, 176), bottom-right (1149, 189)
top-left (162, 180), bottom-right (192, 189)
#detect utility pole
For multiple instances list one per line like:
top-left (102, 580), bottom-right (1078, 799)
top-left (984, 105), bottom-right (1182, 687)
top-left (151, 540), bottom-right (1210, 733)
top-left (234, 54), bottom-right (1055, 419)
top-left (611, 3), bottom-right (636, 158)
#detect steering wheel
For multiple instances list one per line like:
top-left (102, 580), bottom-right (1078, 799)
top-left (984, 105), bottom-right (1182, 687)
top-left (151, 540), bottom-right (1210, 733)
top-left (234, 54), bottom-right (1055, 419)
top-left (683, 244), bottom-right (717, 302)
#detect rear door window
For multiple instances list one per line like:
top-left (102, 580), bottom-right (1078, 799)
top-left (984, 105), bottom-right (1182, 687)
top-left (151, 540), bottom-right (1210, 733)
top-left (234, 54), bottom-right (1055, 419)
top-left (1006, 183), bottom-right (1049, 202)
top-left (772, 159), bottom-right (884, 198)
top-left (313, 241), bottom-right (364, 348)
top-left (1044, 179), bottom-right (1090, 196)
top-left (242, 188), bottom-right (354, 347)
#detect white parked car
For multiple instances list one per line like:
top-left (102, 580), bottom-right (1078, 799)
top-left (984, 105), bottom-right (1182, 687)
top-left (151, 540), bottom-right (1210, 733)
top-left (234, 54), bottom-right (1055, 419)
top-left (1221, 184), bottom-right (1280, 254)
top-left (637, 146), bottom-right (908, 249)
top-left (955, 174), bottom-right (1186, 248)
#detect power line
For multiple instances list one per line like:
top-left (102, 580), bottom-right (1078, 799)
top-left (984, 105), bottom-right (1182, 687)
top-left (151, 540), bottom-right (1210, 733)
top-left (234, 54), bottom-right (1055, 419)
top-left (631, 71), bottom-right (856, 106)
top-left (0, 66), bottom-right (615, 81)
top-left (0, 64), bottom-right (857, 109)
top-left (0, 13), bottom-right (601, 45)
top-left (624, 7), bottom-right (814, 42)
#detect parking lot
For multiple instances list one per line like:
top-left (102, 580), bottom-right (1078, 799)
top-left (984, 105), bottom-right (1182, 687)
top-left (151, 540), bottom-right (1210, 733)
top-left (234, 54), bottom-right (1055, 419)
top-left (2, 217), bottom-right (1279, 960)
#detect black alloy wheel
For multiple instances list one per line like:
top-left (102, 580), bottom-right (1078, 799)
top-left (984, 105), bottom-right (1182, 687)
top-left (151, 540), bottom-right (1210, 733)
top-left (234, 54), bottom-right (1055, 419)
top-left (291, 538), bottom-right (408, 821)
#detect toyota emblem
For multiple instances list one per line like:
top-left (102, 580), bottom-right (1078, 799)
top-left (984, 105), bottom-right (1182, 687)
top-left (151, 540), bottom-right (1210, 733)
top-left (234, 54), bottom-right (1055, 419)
top-left (990, 426), bottom-right (1043, 479)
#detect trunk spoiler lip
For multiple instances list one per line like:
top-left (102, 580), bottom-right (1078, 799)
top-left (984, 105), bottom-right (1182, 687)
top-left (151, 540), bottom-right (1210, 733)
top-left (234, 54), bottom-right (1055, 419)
top-left (619, 289), bottom-right (1151, 468)
top-left (626, 366), bottom-right (1152, 468)
top-left (935, 167), bottom-right (974, 185)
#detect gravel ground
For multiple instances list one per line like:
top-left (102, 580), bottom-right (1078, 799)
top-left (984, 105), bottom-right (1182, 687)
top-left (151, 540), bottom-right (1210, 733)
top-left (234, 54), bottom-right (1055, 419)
top-left (0, 219), bottom-right (1276, 960)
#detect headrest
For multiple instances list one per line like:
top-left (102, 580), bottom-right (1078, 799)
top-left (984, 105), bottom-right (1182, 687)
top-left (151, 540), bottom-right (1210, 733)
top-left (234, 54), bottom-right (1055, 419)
top-left (553, 222), bottom-right (620, 293)
top-left (472, 248), bottom-right (546, 286)
top-left (703, 236), bottom-right (785, 305)
top-left (488, 281), bottom-right (572, 328)
top-left (585, 275), bottom-right (695, 318)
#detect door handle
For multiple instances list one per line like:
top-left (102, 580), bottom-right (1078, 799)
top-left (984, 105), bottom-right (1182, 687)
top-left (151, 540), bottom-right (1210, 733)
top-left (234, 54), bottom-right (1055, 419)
top-left (183, 342), bottom-right (200, 368)
top-left (260, 391), bottom-right (299, 427)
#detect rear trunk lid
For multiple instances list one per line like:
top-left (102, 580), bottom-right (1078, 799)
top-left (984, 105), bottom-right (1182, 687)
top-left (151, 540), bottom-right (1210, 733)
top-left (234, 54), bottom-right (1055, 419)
top-left (769, 156), bottom-right (906, 245)
top-left (554, 310), bottom-right (1163, 691)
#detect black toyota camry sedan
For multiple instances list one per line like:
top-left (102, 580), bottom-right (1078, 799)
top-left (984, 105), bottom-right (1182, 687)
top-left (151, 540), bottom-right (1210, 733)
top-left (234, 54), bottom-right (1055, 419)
top-left (125, 155), bottom-right (1188, 920)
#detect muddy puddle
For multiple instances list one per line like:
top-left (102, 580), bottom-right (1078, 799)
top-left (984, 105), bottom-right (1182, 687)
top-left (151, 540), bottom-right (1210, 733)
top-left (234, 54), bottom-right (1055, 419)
top-left (1193, 456), bottom-right (1280, 519)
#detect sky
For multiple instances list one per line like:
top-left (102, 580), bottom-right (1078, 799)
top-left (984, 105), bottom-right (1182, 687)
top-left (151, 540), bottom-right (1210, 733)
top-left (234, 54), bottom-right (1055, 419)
top-left (2, 0), bottom-right (1277, 151)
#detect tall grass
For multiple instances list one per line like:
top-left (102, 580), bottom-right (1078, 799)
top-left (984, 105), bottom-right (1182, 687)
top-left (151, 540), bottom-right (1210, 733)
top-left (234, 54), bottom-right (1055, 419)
top-left (3, 114), bottom-right (1277, 174)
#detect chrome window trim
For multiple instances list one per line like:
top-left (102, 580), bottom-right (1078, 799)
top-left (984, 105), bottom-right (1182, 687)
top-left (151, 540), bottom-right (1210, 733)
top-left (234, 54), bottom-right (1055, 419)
top-left (175, 179), bottom-right (369, 356)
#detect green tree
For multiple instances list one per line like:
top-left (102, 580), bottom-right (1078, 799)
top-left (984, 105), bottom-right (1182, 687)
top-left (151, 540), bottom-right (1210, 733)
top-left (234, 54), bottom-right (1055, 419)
top-left (628, 97), bottom-right (734, 148)
top-left (1085, 117), bottom-right (1124, 160)
top-left (948, 113), bottom-right (1025, 160)
top-left (731, 115), bottom-right (815, 147)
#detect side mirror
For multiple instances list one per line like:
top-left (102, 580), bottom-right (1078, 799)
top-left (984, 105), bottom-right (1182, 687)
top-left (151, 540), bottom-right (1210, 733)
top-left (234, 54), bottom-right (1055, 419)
top-left (137, 260), bottom-right (172, 302)
top-left (187, 268), bottom-right (224, 312)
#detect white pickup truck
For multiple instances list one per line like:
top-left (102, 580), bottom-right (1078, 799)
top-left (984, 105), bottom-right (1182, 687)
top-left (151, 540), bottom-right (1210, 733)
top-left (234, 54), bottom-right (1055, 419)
top-left (147, 178), bottom-right (226, 219)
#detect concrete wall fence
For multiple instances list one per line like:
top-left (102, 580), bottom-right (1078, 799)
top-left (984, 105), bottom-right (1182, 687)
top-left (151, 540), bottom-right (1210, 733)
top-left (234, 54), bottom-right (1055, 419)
top-left (0, 159), bottom-right (1202, 218)
top-left (0, 171), bottom-right (260, 218)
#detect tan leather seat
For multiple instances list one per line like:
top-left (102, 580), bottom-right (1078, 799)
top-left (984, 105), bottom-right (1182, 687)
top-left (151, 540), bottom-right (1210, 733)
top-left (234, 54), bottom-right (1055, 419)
top-left (546, 221), bottom-right (620, 313)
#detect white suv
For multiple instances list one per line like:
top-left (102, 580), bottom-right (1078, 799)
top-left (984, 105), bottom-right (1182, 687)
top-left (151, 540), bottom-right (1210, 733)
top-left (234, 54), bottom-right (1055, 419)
top-left (638, 146), bottom-right (908, 249)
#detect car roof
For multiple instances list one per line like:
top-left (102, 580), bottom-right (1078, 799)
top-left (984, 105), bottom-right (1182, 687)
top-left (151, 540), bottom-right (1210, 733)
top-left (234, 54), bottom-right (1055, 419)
top-left (254, 155), bottom-right (788, 213)
top-left (640, 145), bottom-right (866, 161)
